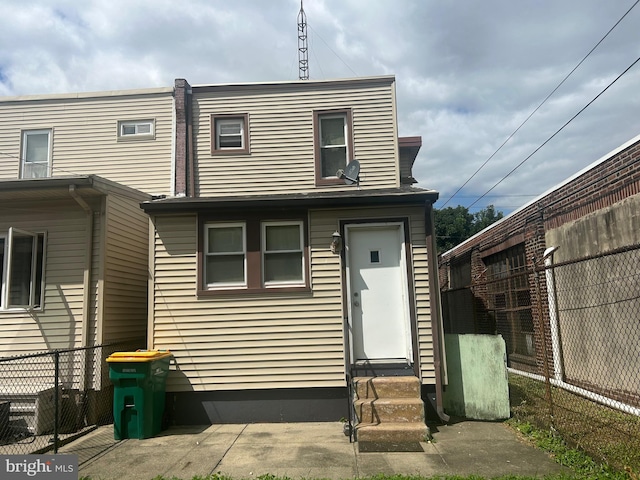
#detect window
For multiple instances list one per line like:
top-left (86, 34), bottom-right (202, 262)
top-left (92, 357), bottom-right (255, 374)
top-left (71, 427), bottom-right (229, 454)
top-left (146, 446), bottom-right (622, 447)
top-left (262, 222), bottom-right (304, 285)
top-left (314, 109), bottom-right (354, 185)
top-left (117, 120), bottom-right (155, 140)
top-left (200, 214), bottom-right (308, 294)
top-left (211, 114), bottom-right (249, 154)
top-left (485, 244), bottom-right (534, 362)
top-left (1, 228), bottom-right (46, 310)
top-left (21, 130), bottom-right (52, 179)
top-left (205, 223), bottom-right (246, 288)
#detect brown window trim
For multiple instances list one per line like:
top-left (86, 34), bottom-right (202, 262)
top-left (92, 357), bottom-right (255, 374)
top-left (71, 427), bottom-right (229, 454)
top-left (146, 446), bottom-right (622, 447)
top-left (314, 108), bottom-right (354, 186)
top-left (211, 113), bottom-right (250, 155)
top-left (197, 210), bottom-right (310, 296)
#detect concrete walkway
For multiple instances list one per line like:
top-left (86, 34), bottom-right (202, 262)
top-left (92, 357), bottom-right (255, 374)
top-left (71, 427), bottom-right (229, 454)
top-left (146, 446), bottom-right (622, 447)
top-left (60, 421), bottom-right (569, 480)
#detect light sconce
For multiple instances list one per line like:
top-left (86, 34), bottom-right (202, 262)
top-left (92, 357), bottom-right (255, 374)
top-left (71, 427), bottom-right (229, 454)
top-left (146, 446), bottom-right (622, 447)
top-left (331, 231), bottom-right (343, 254)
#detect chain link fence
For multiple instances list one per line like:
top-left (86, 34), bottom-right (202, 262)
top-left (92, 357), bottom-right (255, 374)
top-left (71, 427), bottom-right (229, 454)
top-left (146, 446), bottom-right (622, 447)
top-left (441, 243), bottom-right (640, 472)
top-left (0, 342), bottom-right (142, 455)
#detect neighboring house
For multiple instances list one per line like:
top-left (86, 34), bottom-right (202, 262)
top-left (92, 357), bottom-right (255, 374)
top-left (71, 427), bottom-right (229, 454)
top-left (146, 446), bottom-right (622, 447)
top-left (0, 87), bottom-right (175, 430)
top-left (0, 176), bottom-right (150, 356)
top-left (439, 134), bottom-right (640, 411)
top-left (0, 86), bottom-right (176, 356)
top-left (141, 76), bottom-right (446, 441)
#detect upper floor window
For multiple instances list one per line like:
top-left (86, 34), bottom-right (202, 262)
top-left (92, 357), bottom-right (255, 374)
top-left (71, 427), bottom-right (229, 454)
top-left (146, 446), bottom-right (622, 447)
top-left (211, 114), bottom-right (249, 155)
top-left (0, 228), bottom-right (46, 310)
top-left (117, 119), bottom-right (155, 140)
top-left (21, 130), bottom-right (52, 179)
top-left (314, 109), bottom-right (354, 186)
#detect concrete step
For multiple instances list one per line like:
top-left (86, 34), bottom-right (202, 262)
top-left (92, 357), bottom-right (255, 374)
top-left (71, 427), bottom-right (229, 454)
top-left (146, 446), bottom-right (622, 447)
top-left (354, 397), bottom-right (425, 424)
top-left (355, 421), bottom-right (429, 443)
top-left (354, 376), bottom-right (421, 400)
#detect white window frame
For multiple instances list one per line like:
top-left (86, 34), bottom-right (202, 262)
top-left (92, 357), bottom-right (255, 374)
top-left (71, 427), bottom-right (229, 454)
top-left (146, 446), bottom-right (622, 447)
top-left (21, 129), bottom-right (52, 179)
top-left (216, 119), bottom-right (244, 149)
top-left (211, 114), bottom-right (249, 154)
top-left (1, 228), bottom-right (46, 311)
top-left (319, 113), bottom-right (348, 175)
top-left (117, 119), bottom-right (155, 140)
top-left (314, 109), bottom-right (353, 185)
top-left (261, 220), bottom-right (305, 287)
top-left (204, 222), bottom-right (247, 289)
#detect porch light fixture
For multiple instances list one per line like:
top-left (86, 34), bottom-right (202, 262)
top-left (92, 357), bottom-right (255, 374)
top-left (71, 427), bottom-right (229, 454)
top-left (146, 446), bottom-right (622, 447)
top-left (331, 231), bottom-right (342, 254)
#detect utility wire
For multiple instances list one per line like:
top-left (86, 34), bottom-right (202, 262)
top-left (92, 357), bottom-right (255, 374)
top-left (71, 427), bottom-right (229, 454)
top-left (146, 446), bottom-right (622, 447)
top-left (307, 23), bottom-right (358, 77)
top-left (440, 0), bottom-right (640, 208)
top-left (0, 151), bottom-right (87, 177)
top-left (468, 54), bottom-right (640, 209)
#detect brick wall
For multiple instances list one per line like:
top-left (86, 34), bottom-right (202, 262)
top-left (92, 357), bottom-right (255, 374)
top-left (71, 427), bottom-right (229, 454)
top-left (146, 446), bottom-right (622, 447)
top-left (439, 135), bottom-right (640, 376)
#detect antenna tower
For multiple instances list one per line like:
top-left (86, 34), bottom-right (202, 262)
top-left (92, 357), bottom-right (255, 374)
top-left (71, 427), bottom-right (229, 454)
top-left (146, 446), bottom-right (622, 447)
top-left (297, 1), bottom-right (309, 80)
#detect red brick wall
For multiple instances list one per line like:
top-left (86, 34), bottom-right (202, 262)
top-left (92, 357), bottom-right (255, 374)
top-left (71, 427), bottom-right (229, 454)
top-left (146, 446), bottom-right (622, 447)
top-left (439, 136), bottom-right (640, 376)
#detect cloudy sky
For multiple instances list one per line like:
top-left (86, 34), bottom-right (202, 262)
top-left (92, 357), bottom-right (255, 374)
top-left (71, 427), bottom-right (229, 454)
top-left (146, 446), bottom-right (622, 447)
top-left (1, 0), bottom-right (639, 214)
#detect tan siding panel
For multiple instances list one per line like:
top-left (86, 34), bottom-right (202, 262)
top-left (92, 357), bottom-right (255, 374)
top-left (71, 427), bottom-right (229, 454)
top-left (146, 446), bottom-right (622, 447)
top-left (0, 93), bottom-right (174, 195)
top-left (0, 200), bottom-right (90, 356)
top-left (151, 213), bottom-right (346, 391)
top-left (101, 194), bottom-right (149, 344)
top-left (194, 81), bottom-right (398, 196)
top-left (150, 204), bottom-right (438, 391)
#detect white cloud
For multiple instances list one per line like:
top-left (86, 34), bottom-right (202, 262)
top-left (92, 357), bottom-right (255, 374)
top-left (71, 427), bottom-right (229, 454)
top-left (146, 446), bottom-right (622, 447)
top-left (1, 0), bottom-right (639, 214)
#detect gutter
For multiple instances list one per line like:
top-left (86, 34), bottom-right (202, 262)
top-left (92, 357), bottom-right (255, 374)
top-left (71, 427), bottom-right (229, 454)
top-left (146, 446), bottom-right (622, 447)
top-left (141, 189), bottom-right (440, 213)
top-left (425, 204), bottom-right (450, 423)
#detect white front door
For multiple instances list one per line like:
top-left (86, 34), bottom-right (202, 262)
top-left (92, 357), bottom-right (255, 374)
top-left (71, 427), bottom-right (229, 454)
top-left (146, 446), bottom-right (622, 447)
top-left (346, 223), bottom-right (412, 363)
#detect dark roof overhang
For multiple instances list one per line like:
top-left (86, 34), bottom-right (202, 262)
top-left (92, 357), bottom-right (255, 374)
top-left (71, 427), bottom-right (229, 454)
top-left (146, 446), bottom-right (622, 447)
top-left (141, 186), bottom-right (439, 213)
top-left (0, 175), bottom-right (150, 202)
top-left (398, 136), bottom-right (422, 185)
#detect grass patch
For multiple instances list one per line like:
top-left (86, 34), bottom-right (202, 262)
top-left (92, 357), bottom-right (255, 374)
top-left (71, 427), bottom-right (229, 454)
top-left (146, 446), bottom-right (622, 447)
top-left (508, 373), bottom-right (640, 477)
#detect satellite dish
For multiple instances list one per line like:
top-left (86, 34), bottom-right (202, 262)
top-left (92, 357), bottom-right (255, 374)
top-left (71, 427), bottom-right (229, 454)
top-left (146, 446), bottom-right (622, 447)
top-left (336, 160), bottom-right (360, 186)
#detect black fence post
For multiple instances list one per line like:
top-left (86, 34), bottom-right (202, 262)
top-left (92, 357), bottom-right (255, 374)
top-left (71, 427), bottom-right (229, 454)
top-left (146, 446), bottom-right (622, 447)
top-left (53, 350), bottom-right (59, 454)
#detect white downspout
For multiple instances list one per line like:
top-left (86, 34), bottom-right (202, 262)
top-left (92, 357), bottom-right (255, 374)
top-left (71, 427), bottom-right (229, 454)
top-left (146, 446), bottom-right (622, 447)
top-left (543, 246), bottom-right (563, 382)
top-left (69, 185), bottom-right (94, 392)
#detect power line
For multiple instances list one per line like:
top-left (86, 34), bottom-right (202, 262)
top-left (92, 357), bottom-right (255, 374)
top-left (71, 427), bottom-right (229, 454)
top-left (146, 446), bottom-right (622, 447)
top-left (307, 23), bottom-right (358, 77)
top-left (468, 54), bottom-right (640, 209)
top-left (440, 0), bottom-right (640, 208)
top-left (0, 151), bottom-right (87, 177)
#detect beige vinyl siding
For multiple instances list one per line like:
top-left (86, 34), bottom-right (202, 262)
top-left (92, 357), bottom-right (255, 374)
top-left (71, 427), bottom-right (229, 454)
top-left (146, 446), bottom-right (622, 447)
top-left (0, 92), bottom-right (173, 195)
top-left (100, 193), bottom-right (150, 345)
top-left (150, 213), bottom-right (345, 392)
top-left (0, 198), bottom-right (100, 357)
top-left (150, 204), bottom-right (434, 392)
top-left (193, 79), bottom-right (399, 196)
top-left (409, 213), bottom-right (435, 384)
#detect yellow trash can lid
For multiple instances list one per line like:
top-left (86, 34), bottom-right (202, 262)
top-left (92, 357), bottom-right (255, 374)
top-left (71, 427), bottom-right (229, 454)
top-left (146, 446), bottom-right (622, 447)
top-left (106, 349), bottom-right (172, 363)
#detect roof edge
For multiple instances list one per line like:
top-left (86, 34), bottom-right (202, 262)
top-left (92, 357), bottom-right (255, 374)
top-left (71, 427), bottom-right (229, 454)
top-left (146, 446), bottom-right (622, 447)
top-left (142, 187), bottom-right (438, 213)
top-left (441, 132), bottom-right (640, 257)
top-left (0, 175), bottom-right (150, 201)
top-left (0, 87), bottom-right (174, 103)
top-left (191, 75), bottom-right (395, 93)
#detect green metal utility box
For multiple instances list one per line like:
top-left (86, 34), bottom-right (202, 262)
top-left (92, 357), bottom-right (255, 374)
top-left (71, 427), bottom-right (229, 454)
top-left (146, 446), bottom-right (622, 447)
top-left (107, 350), bottom-right (173, 440)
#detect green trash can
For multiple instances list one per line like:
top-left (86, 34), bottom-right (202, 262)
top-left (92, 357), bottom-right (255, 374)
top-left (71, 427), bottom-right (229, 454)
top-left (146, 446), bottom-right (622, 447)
top-left (107, 350), bottom-right (173, 440)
